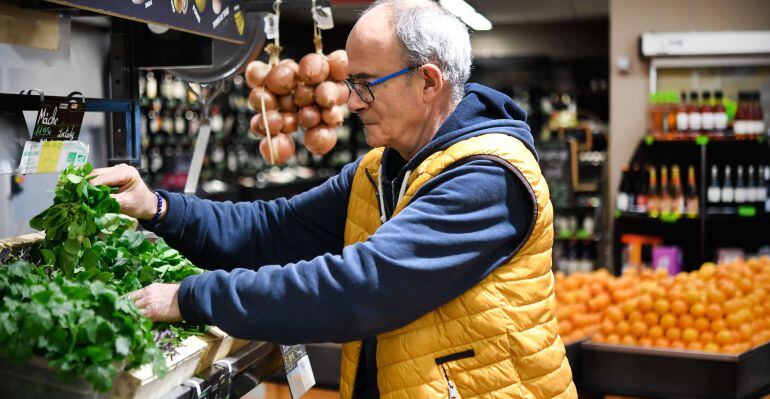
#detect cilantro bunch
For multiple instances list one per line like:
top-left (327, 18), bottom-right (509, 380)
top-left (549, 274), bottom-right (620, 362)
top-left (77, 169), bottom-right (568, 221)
top-left (0, 261), bottom-right (165, 392)
top-left (0, 163), bottom-right (207, 392)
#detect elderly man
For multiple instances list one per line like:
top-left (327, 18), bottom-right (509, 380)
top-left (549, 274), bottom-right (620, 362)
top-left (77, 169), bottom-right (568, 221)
top-left (91, 0), bottom-right (575, 397)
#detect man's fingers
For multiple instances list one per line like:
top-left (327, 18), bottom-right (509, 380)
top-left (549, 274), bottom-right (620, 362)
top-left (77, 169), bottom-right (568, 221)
top-left (88, 164), bottom-right (134, 188)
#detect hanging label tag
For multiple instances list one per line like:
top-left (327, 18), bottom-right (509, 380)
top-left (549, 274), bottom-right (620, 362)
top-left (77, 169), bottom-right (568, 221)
top-left (31, 100), bottom-right (85, 141)
top-left (280, 345), bottom-right (315, 398)
top-left (16, 140), bottom-right (89, 175)
top-left (263, 13), bottom-right (279, 40)
top-left (312, 6), bottom-right (334, 30)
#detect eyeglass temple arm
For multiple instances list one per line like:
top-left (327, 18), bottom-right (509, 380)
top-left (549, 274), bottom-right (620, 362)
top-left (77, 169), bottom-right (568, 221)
top-left (369, 67), bottom-right (413, 87)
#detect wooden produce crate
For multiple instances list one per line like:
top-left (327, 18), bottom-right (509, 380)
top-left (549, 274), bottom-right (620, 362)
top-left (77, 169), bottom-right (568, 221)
top-left (581, 341), bottom-right (770, 399)
top-left (195, 327), bottom-right (251, 374)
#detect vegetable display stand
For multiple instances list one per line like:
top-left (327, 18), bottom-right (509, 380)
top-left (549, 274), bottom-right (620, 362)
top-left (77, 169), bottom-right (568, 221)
top-left (0, 355), bottom-right (109, 399)
top-left (580, 341), bottom-right (770, 399)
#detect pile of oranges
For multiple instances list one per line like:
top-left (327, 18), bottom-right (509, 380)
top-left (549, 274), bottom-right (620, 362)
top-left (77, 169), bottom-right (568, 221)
top-left (555, 268), bottom-right (640, 343)
top-left (590, 257), bottom-right (770, 354)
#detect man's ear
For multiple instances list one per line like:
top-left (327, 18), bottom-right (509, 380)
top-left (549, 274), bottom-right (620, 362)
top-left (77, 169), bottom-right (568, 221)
top-left (419, 64), bottom-right (443, 103)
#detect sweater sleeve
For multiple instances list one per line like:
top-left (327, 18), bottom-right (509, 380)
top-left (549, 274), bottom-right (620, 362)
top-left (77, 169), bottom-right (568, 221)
top-left (140, 159), bottom-right (361, 270)
top-left (177, 160), bottom-right (536, 344)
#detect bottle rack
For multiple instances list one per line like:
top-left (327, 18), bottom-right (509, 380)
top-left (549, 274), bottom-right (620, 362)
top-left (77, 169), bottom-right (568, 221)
top-left (612, 136), bottom-right (770, 272)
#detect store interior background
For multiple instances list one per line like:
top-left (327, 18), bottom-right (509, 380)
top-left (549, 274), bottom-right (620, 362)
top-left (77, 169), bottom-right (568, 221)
top-left (2, 0), bottom-right (770, 270)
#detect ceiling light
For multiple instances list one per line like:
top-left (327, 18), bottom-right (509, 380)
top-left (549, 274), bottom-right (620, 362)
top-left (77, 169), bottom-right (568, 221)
top-left (439, 0), bottom-right (493, 31)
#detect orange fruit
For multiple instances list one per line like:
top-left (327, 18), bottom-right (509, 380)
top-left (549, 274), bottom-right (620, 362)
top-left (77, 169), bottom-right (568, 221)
top-left (726, 313), bottom-right (742, 329)
top-left (648, 325), bottom-right (664, 339)
top-left (606, 334), bottom-right (621, 344)
top-left (631, 321), bottom-right (648, 337)
top-left (660, 314), bottom-right (677, 329)
top-left (715, 330), bottom-right (734, 346)
top-left (739, 324), bottom-right (754, 342)
top-left (623, 300), bottom-right (638, 315)
top-left (684, 290), bottom-right (700, 305)
top-left (643, 311), bottom-right (659, 326)
top-left (653, 338), bottom-right (670, 348)
top-left (601, 319), bottom-right (614, 335)
top-left (671, 300), bottom-right (688, 315)
top-left (654, 299), bottom-right (670, 315)
top-left (666, 327), bottom-right (682, 341)
top-left (593, 333), bottom-right (606, 343)
top-left (710, 319), bottom-right (727, 333)
top-left (682, 328), bottom-right (699, 343)
top-left (670, 341), bottom-right (686, 350)
top-left (678, 314), bottom-right (694, 329)
top-left (628, 311), bottom-right (643, 323)
top-left (694, 317), bottom-right (710, 332)
top-left (638, 337), bottom-right (653, 347)
top-left (690, 303), bottom-right (706, 318)
top-left (706, 304), bottom-right (724, 320)
top-left (699, 331), bottom-right (714, 345)
top-left (616, 321), bottom-right (631, 336)
top-left (703, 342), bottom-right (719, 352)
top-left (621, 335), bottom-right (637, 346)
top-left (607, 306), bottom-right (624, 323)
top-left (638, 294), bottom-right (654, 312)
top-left (688, 341), bottom-right (704, 351)
top-left (708, 287), bottom-right (726, 304)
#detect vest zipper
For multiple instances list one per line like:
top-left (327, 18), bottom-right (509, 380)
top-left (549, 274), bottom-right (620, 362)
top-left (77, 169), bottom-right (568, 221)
top-left (439, 364), bottom-right (461, 399)
top-left (364, 168), bottom-right (386, 223)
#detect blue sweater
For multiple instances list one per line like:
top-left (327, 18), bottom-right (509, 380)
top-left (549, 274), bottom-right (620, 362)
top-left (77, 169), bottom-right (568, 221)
top-left (143, 84), bottom-right (539, 345)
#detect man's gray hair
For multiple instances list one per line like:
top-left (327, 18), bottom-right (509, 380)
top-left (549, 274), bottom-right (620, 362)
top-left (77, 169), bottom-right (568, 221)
top-left (365, 0), bottom-right (472, 103)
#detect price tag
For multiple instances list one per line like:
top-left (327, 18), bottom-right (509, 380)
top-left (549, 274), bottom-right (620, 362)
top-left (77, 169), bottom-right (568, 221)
top-left (312, 6), bottom-right (334, 30)
top-left (17, 140), bottom-right (89, 175)
top-left (263, 13), bottom-right (279, 40)
top-left (32, 100), bottom-right (85, 141)
top-left (280, 345), bottom-right (315, 398)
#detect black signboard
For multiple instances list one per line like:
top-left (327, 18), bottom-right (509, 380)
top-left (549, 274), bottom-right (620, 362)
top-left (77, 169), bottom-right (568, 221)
top-left (45, 0), bottom-right (247, 44)
top-left (538, 140), bottom-right (575, 209)
top-left (32, 99), bottom-right (84, 141)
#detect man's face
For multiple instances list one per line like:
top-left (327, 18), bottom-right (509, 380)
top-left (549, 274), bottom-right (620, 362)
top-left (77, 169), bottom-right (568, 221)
top-left (345, 7), bottom-right (424, 151)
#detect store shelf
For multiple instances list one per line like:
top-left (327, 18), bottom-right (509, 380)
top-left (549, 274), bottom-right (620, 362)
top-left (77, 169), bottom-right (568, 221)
top-left (581, 341), bottom-right (770, 399)
top-left (615, 211), bottom-right (700, 224)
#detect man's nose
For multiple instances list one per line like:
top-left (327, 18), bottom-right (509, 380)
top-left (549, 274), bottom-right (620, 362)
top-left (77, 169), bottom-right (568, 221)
top-left (347, 89), bottom-right (368, 114)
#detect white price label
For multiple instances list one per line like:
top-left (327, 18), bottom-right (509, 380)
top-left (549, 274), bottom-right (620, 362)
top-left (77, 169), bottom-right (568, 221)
top-left (17, 140), bottom-right (89, 175)
top-left (312, 6), bottom-right (334, 30)
top-left (264, 13), bottom-right (279, 39)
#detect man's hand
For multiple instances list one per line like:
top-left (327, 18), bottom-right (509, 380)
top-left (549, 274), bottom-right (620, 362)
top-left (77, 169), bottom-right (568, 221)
top-left (129, 283), bottom-right (183, 323)
top-left (89, 163), bottom-right (166, 221)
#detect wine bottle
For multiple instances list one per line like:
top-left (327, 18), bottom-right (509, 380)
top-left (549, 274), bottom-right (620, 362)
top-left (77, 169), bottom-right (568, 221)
top-left (707, 165), bottom-right (721, 206)
top-left (686, 165), bottom-right (698, 217)
top-left (617, 164), bottom-right (631, 212)
top-left (671, 165), bottom-right (684, 216)
top-left (722, 165), bottom-right (734, 205)
top-left (648, 166), bottom-right (659, 218)
top-left (735, 166), bottom-right (746, 204)
top-left (660, 165), bottom-right (671, 215)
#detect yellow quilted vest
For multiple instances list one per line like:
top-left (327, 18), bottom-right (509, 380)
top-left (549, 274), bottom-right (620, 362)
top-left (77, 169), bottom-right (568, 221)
top-left (340, 133), bottom-right (576, 399)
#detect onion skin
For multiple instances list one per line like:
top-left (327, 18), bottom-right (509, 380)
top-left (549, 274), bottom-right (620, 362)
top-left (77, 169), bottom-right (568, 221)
top-left (298, 53), bottom-right (330, 85)
top-left (281, 112), bottom-right (298, 133)
top-left (279, 58), bottom-right (300, 75)
top-left (336, 82), bottom-right (349, 105)
top-left (259, 133), bottom-right (296, 165)
top-left (250, 110), bottom-right (283, 136)
top-left (321, 106), bottom-right (344, 127)
top-left (245, 60), bottom-right (270, 88)
top-left (315, 81), bottom-right (339, 108)
top-left (248, 87), bottom-right (278, 111)
top-left (298, 105), bottom-right (321, 129)
top-left (293, 84), bottom-right (315, 107)
top-left (278, 94), bottom-right (297, 112)
top-left (265, 64), bottom-right (297, 95)
top-left (304, 124), bottom-right (337, 155)
top-left (327, 50), bottom-right (349, 82)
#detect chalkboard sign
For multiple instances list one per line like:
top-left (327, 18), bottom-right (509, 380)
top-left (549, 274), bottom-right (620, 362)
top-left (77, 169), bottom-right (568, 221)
top-left (32, 99), bottom-right (84, 141)
top-left (45, 0), bottom-right (246, 44)
top-left (538, 140), bottom-right (576, 209)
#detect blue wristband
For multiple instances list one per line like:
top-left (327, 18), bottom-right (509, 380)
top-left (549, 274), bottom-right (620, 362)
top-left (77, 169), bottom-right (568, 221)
top-left (150, 191), bottom-right (163, 224)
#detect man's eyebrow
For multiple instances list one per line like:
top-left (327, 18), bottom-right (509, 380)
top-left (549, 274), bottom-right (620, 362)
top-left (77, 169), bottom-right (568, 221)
top-left (350, 72), bottom-right (377, 80)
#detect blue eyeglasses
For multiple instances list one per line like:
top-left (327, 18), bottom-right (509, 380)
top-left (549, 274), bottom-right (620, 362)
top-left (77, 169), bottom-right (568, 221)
top-left (344, 66), bottom-right (418, 104)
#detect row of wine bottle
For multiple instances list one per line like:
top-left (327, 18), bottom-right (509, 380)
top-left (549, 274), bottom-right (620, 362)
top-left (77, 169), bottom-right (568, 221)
top-left (707, 164), bottom-right (770, 211)
top-left (617, 164), bottom-right (699, 217)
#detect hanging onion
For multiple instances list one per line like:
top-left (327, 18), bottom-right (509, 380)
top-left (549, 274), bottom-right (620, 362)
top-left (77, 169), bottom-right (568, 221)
top-left (245, 60), bottom-right (270, 88)
top-left (250, 110), bottom-right (283, 136)
top-left (259, 133), bottom-right (296, 165)
top-left (327, 50), bottom-right (349, 82)
top-left (248, 87), bottom-right (278, 111)
top-left (282, 112), bottom-right (298, 133)
top-left (265, 64), bottom-right (297, 95)
top-left (298, 106), bottom-right (322, 129)
top-left (315, 81), bottom-right (339, 108)
top-left (298, 53), bottom-right (330, 85)
top-left (335, 82), bottom-right (349, 105)
top-left (279, 58), bottom-right (300, 75)
top-left (321, 106), bottom-right (344, 127)
top-left (293, 83), bottom-right (315, 107)
top-left (278, 94), bottom-right (297, 112)
top-left (304, 125), bottom-right (337, 155)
